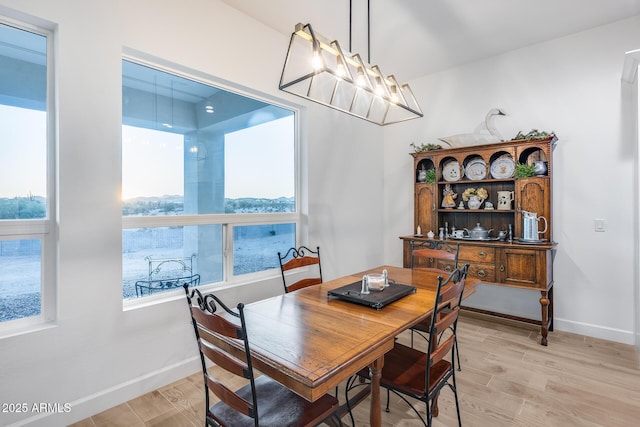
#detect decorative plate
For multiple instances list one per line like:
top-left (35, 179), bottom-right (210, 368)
top-left (442, 160), bottom-right (462, 182)
top-left (490, 155), bottom-right (515, 179)
top-left (465, 159), bottom-right (486, 180)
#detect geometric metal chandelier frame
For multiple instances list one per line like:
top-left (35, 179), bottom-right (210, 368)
top-left (279, 22), bottom-right (423, 125)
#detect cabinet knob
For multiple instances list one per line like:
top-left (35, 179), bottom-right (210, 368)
top-left (444, 265), bottom-right (452, 272)
top-left (477, 270), bottom-right (487, 278)
top-left (478, 251), bottom-right (486, 258)
top-left (500, 264), bottom-right (505, 272)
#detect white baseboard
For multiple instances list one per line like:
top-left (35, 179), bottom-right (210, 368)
top-left (554, 318), bottom-right (635, 345)
top-left (463, 286), bottom-right (636, 346)
top-left (7, 357), bottom-right (201, 427)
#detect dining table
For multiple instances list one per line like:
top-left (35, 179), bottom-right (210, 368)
top-left (234, 265), bottom-right (477, 426)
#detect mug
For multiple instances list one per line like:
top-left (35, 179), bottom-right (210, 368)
top-left (497, 191), bottom-right (514, 210)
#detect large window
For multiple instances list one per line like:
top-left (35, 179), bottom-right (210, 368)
top-left (0, 21), bottom-right (53, 325)
top-left (122, 60), bottom-right (297, 300)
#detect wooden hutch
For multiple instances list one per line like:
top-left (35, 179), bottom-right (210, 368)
top-left (400, 137), bottom-right (557, 345)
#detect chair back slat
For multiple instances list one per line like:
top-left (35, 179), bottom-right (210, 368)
top-left (280, 255), bottom-right (320, 271)
top-left (412, 248), bottom-right (457, 261)
top-left (429, 334), bottom-right (455, 366)
top-left (190, 306), bottom-right (243, 340)
top-left (206, 375), bottom-right (254, 418)
top-left (438, 270), bottom-right (466, 308)
top-left (287, 277), bottom-right (322, 292)
top-left (433, 306), bottom-right (460, 336)
top-left (199, 338), bottom-right (250, 379)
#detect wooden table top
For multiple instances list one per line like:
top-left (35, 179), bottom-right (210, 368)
top-left (241, 265), bottom-right (477, 402)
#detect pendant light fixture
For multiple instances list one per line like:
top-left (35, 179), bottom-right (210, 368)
top-left (279, 0), bottom-right (423, 125)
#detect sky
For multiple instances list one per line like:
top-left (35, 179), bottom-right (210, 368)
top-left (0, 105), bottom-right (47, 198)
top-left (1, 105), bottom-right (294, 201)
top-left (122, 115), bottom-right (294, 200)
top-left (224, 115), bottom-right (294, 199)
top-left (122, 125), bottom-right (185, 199)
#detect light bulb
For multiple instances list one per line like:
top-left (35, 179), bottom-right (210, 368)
top-left (390, 86), bottom-right (399, 103)
top-left (375, 77), bottom-right (385, 96)
top-left (312, 51), bottom-right (323, 70)
top-left (336, 58), bottom-right (346, 77)
top-left (356, 67), bottom-right (366, 86)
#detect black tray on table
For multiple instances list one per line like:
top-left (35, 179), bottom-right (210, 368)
top-left (328, 281), bottom-right (416, 310)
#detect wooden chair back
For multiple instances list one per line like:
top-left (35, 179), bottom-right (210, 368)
top-left (184, 284), bottom-right (340, 427)
top-left (277, 246), bottom-right (322, 293)
top-left (183, 285), bottom-right (258, 424)
top-left (426, 265), bottom-right (467, 375)
top-left (423, 265), bottom-right (468, 423)
top-left (345, 265), bottom-right (468, 426)
top-left (411, 239), bottom-right (459, 270)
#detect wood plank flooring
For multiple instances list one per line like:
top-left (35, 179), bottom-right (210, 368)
top-left (70, 312), bottom-right (639, 426)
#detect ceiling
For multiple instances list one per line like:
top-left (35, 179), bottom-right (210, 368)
top-left (222, 0), bottom-right (640, 81)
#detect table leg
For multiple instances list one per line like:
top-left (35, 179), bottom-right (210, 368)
top-left (369, 356), bottom-right (384, 427)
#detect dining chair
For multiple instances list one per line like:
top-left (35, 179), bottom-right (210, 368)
top-left (410, 240), bottom-right (463, 370)
top-left (345, 265), bottom-right (468, 427)
top-left (183, 284), bottom-right (341, 427)
top-left (410, 239), bottom-right (459, 270)
top-left (277, 245), bottom-right (323, 293)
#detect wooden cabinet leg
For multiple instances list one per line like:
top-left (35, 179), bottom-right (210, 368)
top-left (539, 290), bottom-right (550, 346)
top-left (548, 286), bottom-right (554, 332)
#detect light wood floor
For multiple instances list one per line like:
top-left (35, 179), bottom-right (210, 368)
top-left (70, 312), bottom-right (640, 427)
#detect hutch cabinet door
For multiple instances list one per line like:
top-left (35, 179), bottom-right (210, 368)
top-left (515, 177), bottom-right (551, 241)
top-left (498, 247), bottom-right (548, 289)
top-left (415, 184), bottom-right (437, 235)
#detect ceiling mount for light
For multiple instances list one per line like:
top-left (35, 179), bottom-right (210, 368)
top-left (278, 3), bottom-right (423, 126)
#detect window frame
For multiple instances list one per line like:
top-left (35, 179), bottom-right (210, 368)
top-left (0, 17), bottom-right (56, 333)
top-left (121, 55), bottom-right (302, 306)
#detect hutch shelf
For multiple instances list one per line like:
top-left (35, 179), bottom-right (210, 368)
top-left (401, 136), bottom-right (558, 345)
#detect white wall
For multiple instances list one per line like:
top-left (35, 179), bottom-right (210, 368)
top-left (1, 1), bottom-right (637, 425)
top-left (383, 16), bottom-right (640, 345)
top-left (0, 1), bottom-right (383, 426)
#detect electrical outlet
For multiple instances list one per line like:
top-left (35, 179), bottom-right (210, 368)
top-left (594, 219), bottom-right (606, 232)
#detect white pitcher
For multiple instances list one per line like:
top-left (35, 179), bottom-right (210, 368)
top-left (497, 191), bottom-right (514, 210)
top-left (522, 211), bottom-right (547, 240)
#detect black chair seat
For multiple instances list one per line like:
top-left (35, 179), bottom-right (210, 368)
top-left (210, 375), bottom-right (338, 427)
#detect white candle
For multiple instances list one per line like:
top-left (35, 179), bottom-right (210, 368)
top-left (417, 225), bottom-right (421, 235)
